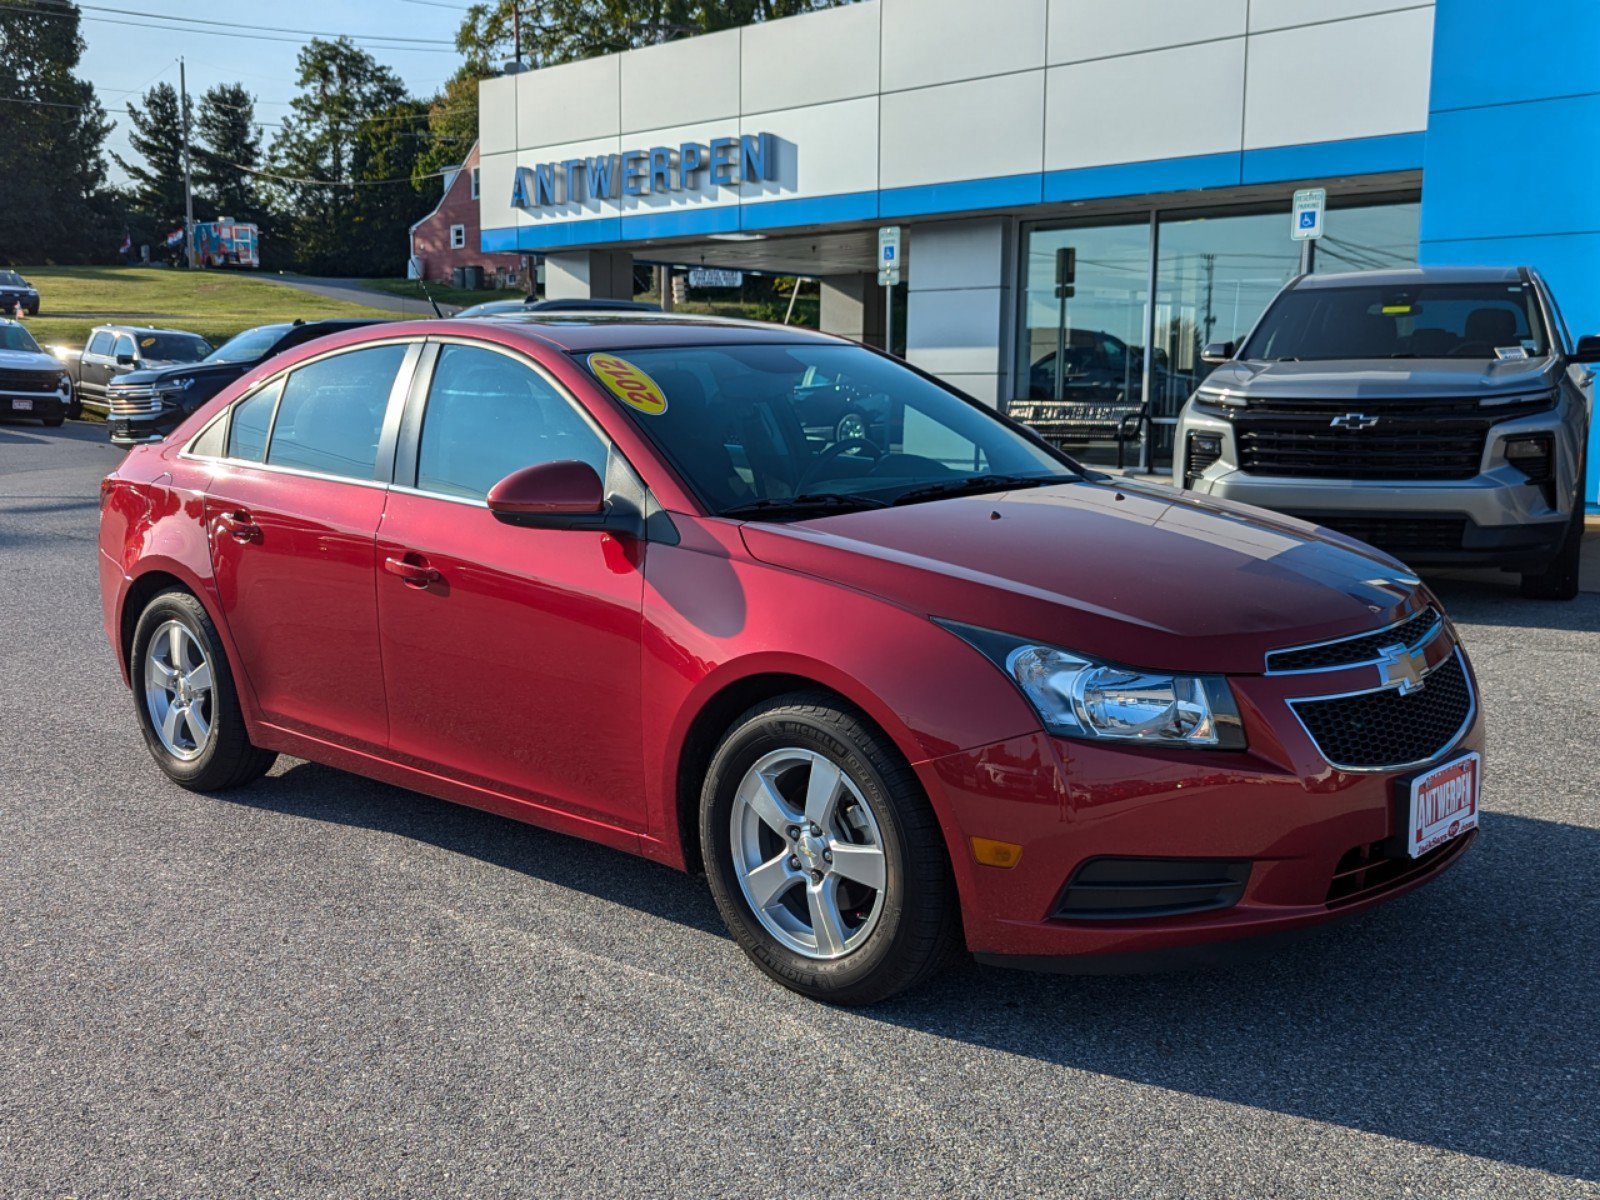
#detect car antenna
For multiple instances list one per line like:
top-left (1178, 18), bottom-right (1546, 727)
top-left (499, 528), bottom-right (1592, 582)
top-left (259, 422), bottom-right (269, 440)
top-left (417, 278), bottom-right (444, 318)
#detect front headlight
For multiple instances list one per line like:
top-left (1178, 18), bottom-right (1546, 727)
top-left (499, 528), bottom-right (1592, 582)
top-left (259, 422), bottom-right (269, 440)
top-left (942, 622), bottom-right (1246, 749)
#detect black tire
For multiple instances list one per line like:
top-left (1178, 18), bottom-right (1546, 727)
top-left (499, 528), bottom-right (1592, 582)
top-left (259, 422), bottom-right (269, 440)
top-left (699, 691), bottom-right (961, 1005)
top-left (1520, 456), bottom-right (1586, 601)
top-left (130, 588), bottom-right (277, 790)
top-left (63, 379), bottom-right (81, 420)
top-left (42, 415), bottom-right (64, 428)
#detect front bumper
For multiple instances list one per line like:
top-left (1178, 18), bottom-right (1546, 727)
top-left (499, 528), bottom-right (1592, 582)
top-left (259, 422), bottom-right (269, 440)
top-left (919, 648), bottom-right (1484, 967)
top-left (108, 411), bottom-right (181, 445)
top-left (1, 390), bottom-right (64, 420)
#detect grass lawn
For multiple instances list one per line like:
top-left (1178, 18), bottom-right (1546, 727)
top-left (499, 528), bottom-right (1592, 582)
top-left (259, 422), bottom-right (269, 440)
top-left (360, 277), bottom-right (525, 309)
top-left (15, 265), bottom-right (398, 349)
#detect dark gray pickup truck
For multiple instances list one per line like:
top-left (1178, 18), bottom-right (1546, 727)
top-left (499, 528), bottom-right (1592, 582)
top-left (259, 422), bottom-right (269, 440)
top-left (53, 324), bottom-right (212, 418)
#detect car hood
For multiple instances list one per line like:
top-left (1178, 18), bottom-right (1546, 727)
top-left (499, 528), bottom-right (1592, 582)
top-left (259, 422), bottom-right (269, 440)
top-left (0, 347), bottom-right (63, 372)
top-left (112, 360), bottom-right (245, 386)
top-left (1200, 356), bottom-right (1561, 402)
top-left (738, 480), bottom-right (1428, 675)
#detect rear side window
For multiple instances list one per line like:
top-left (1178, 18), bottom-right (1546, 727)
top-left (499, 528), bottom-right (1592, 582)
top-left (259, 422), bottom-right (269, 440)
top-left (415, 344), bottom-right (609, 500)
top-left (88, 331), bottom-right (114, 355)
top-left (266, 344), bottom-right (407, 480)
top-left (226, 381), bottom-right (281, 463)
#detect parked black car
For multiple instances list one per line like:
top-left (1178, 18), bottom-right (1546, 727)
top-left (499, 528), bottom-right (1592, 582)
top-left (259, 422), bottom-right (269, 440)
top-left (105, 319), bottom-right (390, 446)
top-left (0, 270), bottom-right (40, 317)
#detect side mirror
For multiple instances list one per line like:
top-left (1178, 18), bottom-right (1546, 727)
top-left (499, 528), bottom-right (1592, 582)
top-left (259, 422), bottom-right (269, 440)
top-left (486, 460), bottom-right (610, 529)
top-left (1201, 341), bottom-right (1235, 365)
top-left (115, 353), bottom-right (135, 366)
top-left (1572, 335), bottom-right (1600, 363)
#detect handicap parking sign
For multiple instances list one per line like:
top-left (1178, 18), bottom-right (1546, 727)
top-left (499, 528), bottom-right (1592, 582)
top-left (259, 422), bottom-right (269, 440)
top-left (1291, 188), bottom-right (1325, 241)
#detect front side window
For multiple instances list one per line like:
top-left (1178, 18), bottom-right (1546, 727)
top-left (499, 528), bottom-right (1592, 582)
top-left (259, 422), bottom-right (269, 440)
top-left (1243, 281), bottom-right (1548, 361)
top-left (579, 342), bottom-right (1075, 517)
top-left (114, 334), bottom-right (136, 360)
top-left (416, 344), bottom-right (609, 500)
top-left (265, 343), bottom-right (407, 479)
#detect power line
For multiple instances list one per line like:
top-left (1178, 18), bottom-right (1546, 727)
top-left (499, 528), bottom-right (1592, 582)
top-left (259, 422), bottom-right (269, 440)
top-left (71, 2), bottom-right (454, 45)
top-left (0, 3), bottom-right (461, 52)
top-left (217, 157), bottom-right (454, 188)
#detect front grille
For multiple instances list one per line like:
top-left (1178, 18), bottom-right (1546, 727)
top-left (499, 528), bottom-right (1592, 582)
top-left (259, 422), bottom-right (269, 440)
top-left (0, 367), bottom-right (63, 395)
top-left (1052, 857), bottom-right (1252, 920)
top-left (1304, 513), bottom-right (1468, 557)
top-left (1325, 832), bottom-right (1474, 908)
top-left (109, 386), bottom-right (161, 416)
top-left (1292, 652), bottom-right (1473, 770)
top-left (1267, 606), bottom-right (1442, 673)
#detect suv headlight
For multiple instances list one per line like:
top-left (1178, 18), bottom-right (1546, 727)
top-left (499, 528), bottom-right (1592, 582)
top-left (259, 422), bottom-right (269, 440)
top-left (941, 621), bottom-right (1246, 749)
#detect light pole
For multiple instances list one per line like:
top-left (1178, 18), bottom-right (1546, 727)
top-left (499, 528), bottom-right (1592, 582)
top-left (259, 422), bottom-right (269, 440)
top-left (179, 56), bottom-right (196, 269)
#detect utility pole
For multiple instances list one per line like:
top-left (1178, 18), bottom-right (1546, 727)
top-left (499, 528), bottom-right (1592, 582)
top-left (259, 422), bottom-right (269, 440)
top-left (179, 56), bottom-right (196, 269)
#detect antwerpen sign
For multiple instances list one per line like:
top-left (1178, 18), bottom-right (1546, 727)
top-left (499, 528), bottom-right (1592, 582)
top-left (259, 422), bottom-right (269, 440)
top-left (511, 132), bottom-right (777, 209)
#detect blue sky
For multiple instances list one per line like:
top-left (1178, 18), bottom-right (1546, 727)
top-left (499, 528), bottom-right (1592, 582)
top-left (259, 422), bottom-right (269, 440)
top-left (79, 0), bottom-right (473, 182)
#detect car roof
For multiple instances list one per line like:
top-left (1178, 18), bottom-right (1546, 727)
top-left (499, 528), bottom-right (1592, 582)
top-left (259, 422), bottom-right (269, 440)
top-left (466, 311), bottom-right (842, 352)
top-left (94, 323), bottom-right (209, 336)
top-left (1293, 265), bottom-right (1529, 290)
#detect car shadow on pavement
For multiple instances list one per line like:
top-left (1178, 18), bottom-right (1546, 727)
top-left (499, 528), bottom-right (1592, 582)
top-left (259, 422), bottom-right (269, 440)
top-left (233, 760), bottom-right (1598, 1181)
top-left (1427, 578), bottom-right (1600, 634)
top-left (865, 810), bottom-right (1600, 1184)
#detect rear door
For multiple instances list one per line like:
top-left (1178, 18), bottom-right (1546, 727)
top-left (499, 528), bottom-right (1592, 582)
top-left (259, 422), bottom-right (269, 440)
top-left (81, 330), bottom-right (114, 402)
top-left (203, 339), bottom-right (419, 752)
top-left (374, 339), bottom-right (647, 828)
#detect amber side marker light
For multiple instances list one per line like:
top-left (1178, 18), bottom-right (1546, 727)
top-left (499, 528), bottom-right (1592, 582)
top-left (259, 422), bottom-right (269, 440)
top-left (970, 837), bottom-right (1023, 868)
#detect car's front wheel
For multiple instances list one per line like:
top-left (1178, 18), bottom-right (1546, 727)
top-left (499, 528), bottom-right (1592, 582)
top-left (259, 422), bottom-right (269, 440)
top-left (130, 589), bottom-right (277, 790)
top-left (700, 692), bottom-right (960, 1004)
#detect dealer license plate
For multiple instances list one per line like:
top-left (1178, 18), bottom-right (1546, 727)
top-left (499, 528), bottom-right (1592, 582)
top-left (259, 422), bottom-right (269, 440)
top-left (1406, 752), bottom-right (1480, 858)
top-left (11, 398), bottom-right (32, 412)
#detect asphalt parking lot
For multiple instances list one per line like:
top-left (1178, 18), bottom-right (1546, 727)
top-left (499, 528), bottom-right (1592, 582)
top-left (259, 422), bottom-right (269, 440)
top-left (2, 421), bottom-right (1597, 1199)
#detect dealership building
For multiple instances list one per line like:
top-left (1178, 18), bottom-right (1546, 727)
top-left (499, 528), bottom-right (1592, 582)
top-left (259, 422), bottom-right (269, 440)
top-left (475, 0), bottom-right (1599, 502)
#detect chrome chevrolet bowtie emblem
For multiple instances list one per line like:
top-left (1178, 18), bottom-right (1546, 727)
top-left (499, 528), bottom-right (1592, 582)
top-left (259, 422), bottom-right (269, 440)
top-left (1376, 642), bottom-right (1425, 695)
top-left (1330, 412), bottom-right (1380, 430)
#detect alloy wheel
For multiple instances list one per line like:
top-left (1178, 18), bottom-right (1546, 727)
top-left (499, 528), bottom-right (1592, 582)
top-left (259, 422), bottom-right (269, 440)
top-left (143, 619), bottom-right (215, 761)
top-left (729, 748), bottom-right (888, 959)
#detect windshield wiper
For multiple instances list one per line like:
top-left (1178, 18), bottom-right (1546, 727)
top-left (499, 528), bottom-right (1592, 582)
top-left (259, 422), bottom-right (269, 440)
top-left (890, 474), bottom-right (1062, 507)
top-left (720, 493), bottom-right (888, 519)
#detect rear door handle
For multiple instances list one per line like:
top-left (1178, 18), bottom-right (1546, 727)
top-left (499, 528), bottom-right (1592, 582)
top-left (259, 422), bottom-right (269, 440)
top-left (383, 553), bottom-right (440, 588)
top-left (216, 510), bottom-right (260, 543)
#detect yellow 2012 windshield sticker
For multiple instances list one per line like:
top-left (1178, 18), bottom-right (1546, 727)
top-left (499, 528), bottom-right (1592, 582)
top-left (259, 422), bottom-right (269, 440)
top-left (589, 353), bottom-right (668, 416)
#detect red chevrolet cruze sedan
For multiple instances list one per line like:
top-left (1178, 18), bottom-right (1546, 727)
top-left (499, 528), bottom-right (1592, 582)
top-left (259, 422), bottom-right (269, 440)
top-left (98, 315), bottom-right (1482, 1003)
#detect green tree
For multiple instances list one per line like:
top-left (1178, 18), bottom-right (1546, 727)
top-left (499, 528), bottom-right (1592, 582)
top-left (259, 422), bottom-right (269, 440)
top-left (262, 37), bottom-right (416, 275)
top-left (112, 82), bottom-right (190, 231)
top-left (347, 98), bottom-right (435, 273)
top-left (194, 83), bottom-right (264, 223)
top-left (0, 0), bottom-right (115, 264)
top-left (416, 66), bottom-right (488, 183)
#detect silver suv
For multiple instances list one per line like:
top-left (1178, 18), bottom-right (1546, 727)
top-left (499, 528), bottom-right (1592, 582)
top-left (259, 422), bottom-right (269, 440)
top-left (1174, 266), bottom-right (1592, 600)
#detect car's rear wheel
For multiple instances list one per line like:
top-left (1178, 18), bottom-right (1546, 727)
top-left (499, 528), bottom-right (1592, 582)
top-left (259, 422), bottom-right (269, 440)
top-left (700, 692), bottom-right (960, 1004)
top-left (1521, 455), bottom-right (1586, 601)
top-left (130, 590), bottom-right (276, 790)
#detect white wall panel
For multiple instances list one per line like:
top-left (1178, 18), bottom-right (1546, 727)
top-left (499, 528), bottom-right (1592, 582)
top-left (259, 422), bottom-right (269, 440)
top-left (477, 150), bottom-right (523, 233)
top-left (739, 97), bottom-right (880, 201)
top-left (619, 29), bottom-right (741, 134)
top-left (1047, 0), bottom-right (1246, 64)
top-left (479, 76), bottom-right (519, 156)
top-left (514, 54), bottom-right (620, 147)
top-left (880, 72), bottom-right (1045, 189)
top-left (1044, 39), bottom-right (1245, 170)
top-left (1249, 0), bottom-right (1432, 33)
top-left (1243, 7), bottom-right (1433, 148)
top-left (880, 0), bottom-right (1046, 91)
top-left (741, 2), bottom-right (881, 115)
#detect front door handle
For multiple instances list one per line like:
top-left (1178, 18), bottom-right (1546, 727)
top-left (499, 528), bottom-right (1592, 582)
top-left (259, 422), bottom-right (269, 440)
top-left (384, 553), bottom-right (440, 588)
top-left (216, 510), bottom-right (260, 543)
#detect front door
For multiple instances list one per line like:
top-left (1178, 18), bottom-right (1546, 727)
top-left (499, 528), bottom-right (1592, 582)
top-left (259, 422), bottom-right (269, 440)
top-left (375, 341), bottom-right (647, 829)
top-left (204, 341), bottom-right (415, 751)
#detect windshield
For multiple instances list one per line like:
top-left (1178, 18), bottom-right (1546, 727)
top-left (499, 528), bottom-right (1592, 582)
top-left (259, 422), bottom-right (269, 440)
top-left (205, 323), bottom-right (291, 364)
top-left (134, 332), bottom-right (212, 362)
top-left (0, 323), bottom-right (42, 353)
top-left (0, 271), bottom-right (25, 287)
top-left (578, 341), bottom-right (1077, 517)
top-left (1243, 281), bottom-right (1548, 361)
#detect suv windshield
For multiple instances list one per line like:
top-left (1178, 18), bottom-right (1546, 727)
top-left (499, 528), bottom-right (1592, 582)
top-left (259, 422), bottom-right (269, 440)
top-left (1243, 281), bottom-right (1549, 361)
top-left (205, 323), bottom-right (291, 364)
top-left (0, 323), bottom-right (42, 353)
top-left (578, 341), bottom-right (1077, 517)
top-left (0, 271), bottom-right (25, 287)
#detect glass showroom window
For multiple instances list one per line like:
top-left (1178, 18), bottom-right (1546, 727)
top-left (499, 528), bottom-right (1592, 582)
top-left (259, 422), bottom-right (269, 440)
top-left (1015, 220), bottom-right (1152, 466)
